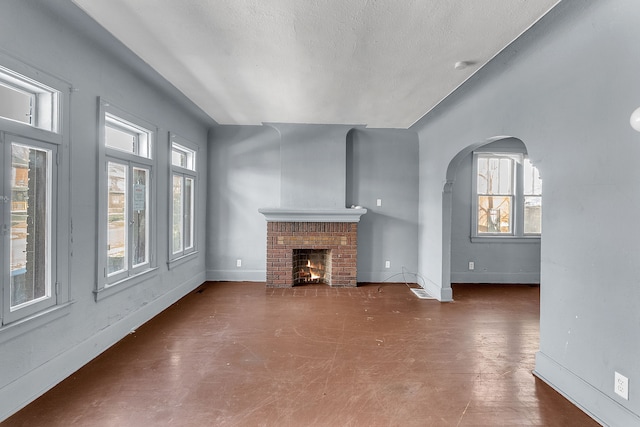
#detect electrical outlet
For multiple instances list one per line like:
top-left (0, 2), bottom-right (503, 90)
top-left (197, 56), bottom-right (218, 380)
top-left (385, 260), bottom-right (390, 269)
top-left (468, 261), bottom-right (475, 270)
top-left (615, 372), bottom-right (629, 400)
top-left (376, 199), bottom-right (382, 207)
top-left (236, 259), bottom-right (242, 267)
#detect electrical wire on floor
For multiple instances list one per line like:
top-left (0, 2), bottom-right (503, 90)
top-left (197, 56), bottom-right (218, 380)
top-left (379, 267), bottom-right (436, 299)
top-left (380, 266), bottom-right (422, 288)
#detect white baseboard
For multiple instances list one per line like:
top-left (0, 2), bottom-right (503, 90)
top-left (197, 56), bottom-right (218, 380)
top-left (534, 350), bottom-right (639, 426)
top-left (0, 272), bottom-right (205, 422)
top-left (206, 269), bottom-right (265, 282)
top-left (451, 271), bottom-right (540, 284)
top-left (424, 280), bottom-right (452, 302)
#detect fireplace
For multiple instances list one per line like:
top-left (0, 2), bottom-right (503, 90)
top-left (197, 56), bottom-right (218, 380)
top-left (259, 208), bottom-right (367, 288)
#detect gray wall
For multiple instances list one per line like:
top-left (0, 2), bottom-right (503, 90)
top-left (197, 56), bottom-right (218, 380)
top-left (207, 125), bottom-right (280, 281)
top-left (414, 0), bottom-right (640, 424)
top-left (0, 1), bottom-right (211, 420)
top-left (207, 125), bottom-right (419, 283)
top-left (450, 138), bottom-right (540, 284)
top-left (275, 123), bottom-right (351, 209)
top-left (347, 128), bottom-right (419, 282)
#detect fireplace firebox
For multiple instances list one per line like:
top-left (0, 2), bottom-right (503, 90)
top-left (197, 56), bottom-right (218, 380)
top-left (293, 249), bottom-right (331, 285)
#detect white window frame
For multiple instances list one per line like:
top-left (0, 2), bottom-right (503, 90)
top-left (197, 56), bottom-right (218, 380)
top-left (0, 56), bottom-right (70, 330)
top-left (169, 133), bottom-right (198, 265)
top-left (105, 113), bottom-right (150, 158)
top-left (0, 65), bottom-right (60, 134)
top-left (472, 150), bottom-right (541, 242)
top-left (2, 136), bottom-right (57, 323)
top-left (96, 98), bottom-right (157, 300)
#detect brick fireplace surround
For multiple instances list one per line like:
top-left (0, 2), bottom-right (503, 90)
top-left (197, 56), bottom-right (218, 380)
top-left (259, 208), bottom-right (367, 288)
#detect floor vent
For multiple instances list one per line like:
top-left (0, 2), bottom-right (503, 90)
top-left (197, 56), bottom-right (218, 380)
top-left (410, 288), bottom-right (435, 299)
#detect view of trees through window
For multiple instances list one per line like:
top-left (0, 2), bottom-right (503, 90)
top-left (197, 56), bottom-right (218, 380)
top-left (477, 155), bottom-right (515, 234)
top-left (475, 153), bottom-right (542, 236)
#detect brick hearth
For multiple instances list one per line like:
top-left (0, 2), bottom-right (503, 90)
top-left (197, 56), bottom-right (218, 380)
top-left (266, 222), bottom-right (358, 288)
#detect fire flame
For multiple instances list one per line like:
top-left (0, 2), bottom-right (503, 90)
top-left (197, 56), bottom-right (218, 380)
top-left (307, 260), bottom-right (320, 281)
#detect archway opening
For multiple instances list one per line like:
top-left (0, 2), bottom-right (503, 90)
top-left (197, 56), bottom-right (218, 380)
top-left (443, 137), bottom-right (541, 299)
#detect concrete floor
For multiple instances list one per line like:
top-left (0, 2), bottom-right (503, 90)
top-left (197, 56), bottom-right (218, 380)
top-left (3, 282), bottom-right (599, 426)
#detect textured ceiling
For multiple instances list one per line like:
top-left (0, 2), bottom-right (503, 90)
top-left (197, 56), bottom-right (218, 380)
top-left (72, 0), bottom-right (560, 129)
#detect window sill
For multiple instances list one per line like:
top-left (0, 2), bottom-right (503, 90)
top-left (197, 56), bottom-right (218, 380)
top-left (167, 251), bottom-right (199, 270)
top-left (0, 300), bottom-right (74, 344)
top-left (471, 236), bottom-right (541, 244)
top-left (94, 267), bottom-right (159, 302)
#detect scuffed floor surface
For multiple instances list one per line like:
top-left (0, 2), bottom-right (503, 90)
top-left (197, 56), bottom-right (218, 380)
top-left (3, 282), bottom-right (599, 426)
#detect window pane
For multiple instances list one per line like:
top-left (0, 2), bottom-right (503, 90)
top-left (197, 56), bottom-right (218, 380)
top-left (477, 156), bottom-right (513, 195)
top-left (105, 124), bottom-right (136, 154)
top-left (172, 175), bottom-right (183, 254)
top-left (524, 159), bottom-right (542, 195)
top-left (132, 167), bottom-right (149, 267)
top-left (171, 143), bottom-right (196, 171)
top-left (488, 158), bottom-right (502, 194)
top-left (105, 115), bottom-right (151, 159)
top-left (0, 83), bottom-right (32, 125)
top-left (524, 196), bottom-right (542, 234)
top-left (476, 157), bottom-right (488, 194)
top-left (478, 195), bottom-right (512, 233)
top-left (107, 162), bottom-right (127, 275)
top-left (184, 177), bottom-right (194, 250)
top-left (497, 158), bottom-right (513, 194)
top-left (172, 149), bottom-right (187, 169)
top-left (10, 143), bottom-right (51, 308)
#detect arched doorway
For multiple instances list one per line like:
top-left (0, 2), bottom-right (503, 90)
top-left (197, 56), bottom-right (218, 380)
top-left (442, 137), bottom-right (542, 298)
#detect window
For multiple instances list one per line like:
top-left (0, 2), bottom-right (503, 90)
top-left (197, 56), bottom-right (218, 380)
top-left (2, 137), bottom-right (56, 322)
top-left (105, 114), bottom-right (150, 157)
top-left (476, 154), bottom-right (516, 234)
top-left (0, 60), bottom-right (69, 326)
top-left (473, 152), bottom-right (542, 239)
top-left (97, 99), bottom-right (156, 298)
top-left (170, 134), bottom-right (197, 261)
top-left (0, 65), bottom-right (59, 133)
